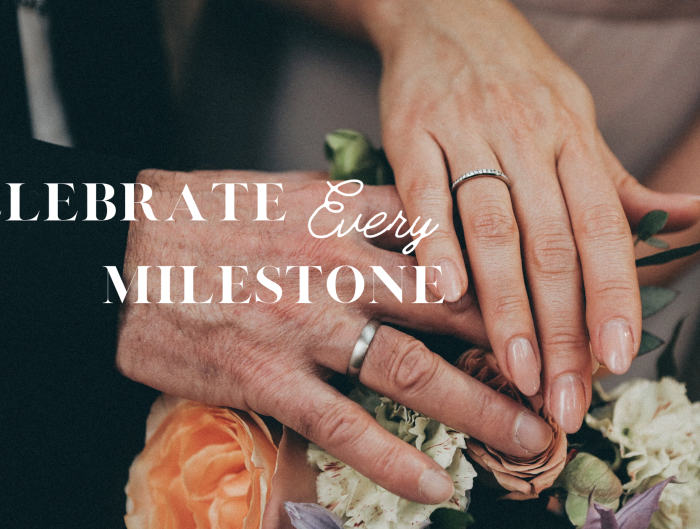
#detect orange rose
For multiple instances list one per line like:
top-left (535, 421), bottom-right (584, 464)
top-left (457, 348), bottom-right (567, 500)
top-left (125, 395), bottom-right (278, 529)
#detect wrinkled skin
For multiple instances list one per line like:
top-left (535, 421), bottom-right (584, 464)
top-left (116, 169), bottom-right (554, 505)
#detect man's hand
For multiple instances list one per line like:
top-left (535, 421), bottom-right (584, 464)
top-left (116, 169), bottom-right (553, 505)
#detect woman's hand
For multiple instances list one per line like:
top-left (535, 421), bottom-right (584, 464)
top-left (358, 0), bottom-right (700, 432)
top-left (116, 169), bottom-right (554, 505)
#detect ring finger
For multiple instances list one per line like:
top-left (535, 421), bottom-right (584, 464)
top-left (448, 137), bottom-right (541, 396)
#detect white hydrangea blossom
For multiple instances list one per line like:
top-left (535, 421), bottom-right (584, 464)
top-left (586, 378), bottom-right (700, 529)
top-left (308, 397), bottom-right (476, 529)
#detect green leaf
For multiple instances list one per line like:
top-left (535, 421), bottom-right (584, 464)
top-left (638, 330), bottom-right (665, 357)
top-left (636, 242), bottom-right (700, 267)
top-left (657, 319), bottom-right (684, 379)
top-left (636, 210), bottom-right (669, 241)
top-left (640, 286), bottom-right (678, 318)
top-left (430, 508), bottom-right (476, 529)
top-left (645, 237), bottom-right (670, 249)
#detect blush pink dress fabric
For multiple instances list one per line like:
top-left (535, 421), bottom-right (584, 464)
top-left (513, 0), bottom-right (700, 19)
top-left (510, 0), bottom-right (700, 178)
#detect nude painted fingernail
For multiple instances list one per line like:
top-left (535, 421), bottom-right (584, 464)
top-left (600, 319), bottom-right (633, 375)
top-left (514, 410), bottom-right (552, 454)
top-left (550, 373), bottom-right (585, 434)
top-left (419, 468), bottom-right (454, 504)
top-left (507, 338), bottom-right (540, 396)
top-left (435, 259), bottom-right (462, 302)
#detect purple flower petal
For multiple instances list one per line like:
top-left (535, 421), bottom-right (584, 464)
top-left (284, 502), bottom-right (344, 529)
top-left (617, 478), bottom-right (674, 529)
top-left (581, 477), bottom-right (675, 529)
top-left (581, 497), bottom-right (609, 529)
top-left (594, 504), bottom-right (620, 529)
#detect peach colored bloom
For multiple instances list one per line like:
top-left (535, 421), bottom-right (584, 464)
top-left (125, 395), bottom-right (278, 529)
top-left (457, 348), bottom-right (567, 500)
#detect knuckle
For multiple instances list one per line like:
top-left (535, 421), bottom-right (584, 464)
top-left (404, 179), bottom-right (449, 210)
top-left (578, 203), bottom-right (630, 243)
top-left (590, 277), bottom-right (638, 300)
top-left (468, 387), bottom-right (502, 427)
top-left (554, 109), bottom-right (585, 141)
top-left (567, 86), bottom-right (596, 122)
top-left (383, 110), bottom-right (429, 150)
top-left (558, 101), bottom-right (595, 136)
top-left (304, 401), bottom-right (368, 449)
top-left (496, 89), bottom-right (554, 141)
top-left (552, 70), bottom-right (596, 122)
top-left (491, 292), bottom-right (531, 318)
top-left (233, 354), bottom-right (300, 413)
top-left (386, 336), bottom-right (440, 396)
top-left (419, 230), bottom-right (455, 250)
top-left (527, 221), bottom-right (579, 277)
top-left (468, 202), bottom-right (519, 243)
top-left (500, 100), bottom-right (538, 138)
top-left (485, 78), bottom-right (589, 146)
top-left (369, 440), bottom-right (405, 479)
top-left (540, 330), bottom-right (589, 353)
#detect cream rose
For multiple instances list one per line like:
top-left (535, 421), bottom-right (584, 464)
top-left (586, 378), bottom-right (700, 529)
top-left (308, 395), bottom-right (476, 528)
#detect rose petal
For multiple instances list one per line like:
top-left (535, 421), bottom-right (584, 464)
top-left (125, 397), bottom-right (278, 529)
top-left (457, 349), bottom-right (566, 500)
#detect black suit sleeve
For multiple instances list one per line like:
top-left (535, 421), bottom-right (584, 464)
top-left (0, 131), bottom-right (158, 529)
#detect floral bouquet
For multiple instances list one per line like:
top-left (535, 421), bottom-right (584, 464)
top-left (123, 132), bottom-right (700, 529)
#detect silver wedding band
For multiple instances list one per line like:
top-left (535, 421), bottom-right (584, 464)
top-left (347, 319), bottom-right (381, 379)
top-left (451, 169), bottom-right (511, 193)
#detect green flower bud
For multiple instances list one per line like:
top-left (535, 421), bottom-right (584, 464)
top-left (324, 129), bottom-right (394, 185)
top-left (558, 452), bottom-right (623, 503)
top-left (556, 453), bottom-right (623, 526)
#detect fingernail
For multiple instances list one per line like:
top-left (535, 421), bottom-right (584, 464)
top-left (435, 259), bottom-right (463, 303)
top-left (550, 373), bottom-right (585, 433)
top-left (600, 319), bottom-right (633, 375)
top-left (507, 338), bottom-right (540, 396)
top-left (419, 468), bottom-right (454, 504)
top-left (514, 411), bottom-right (552, 454)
